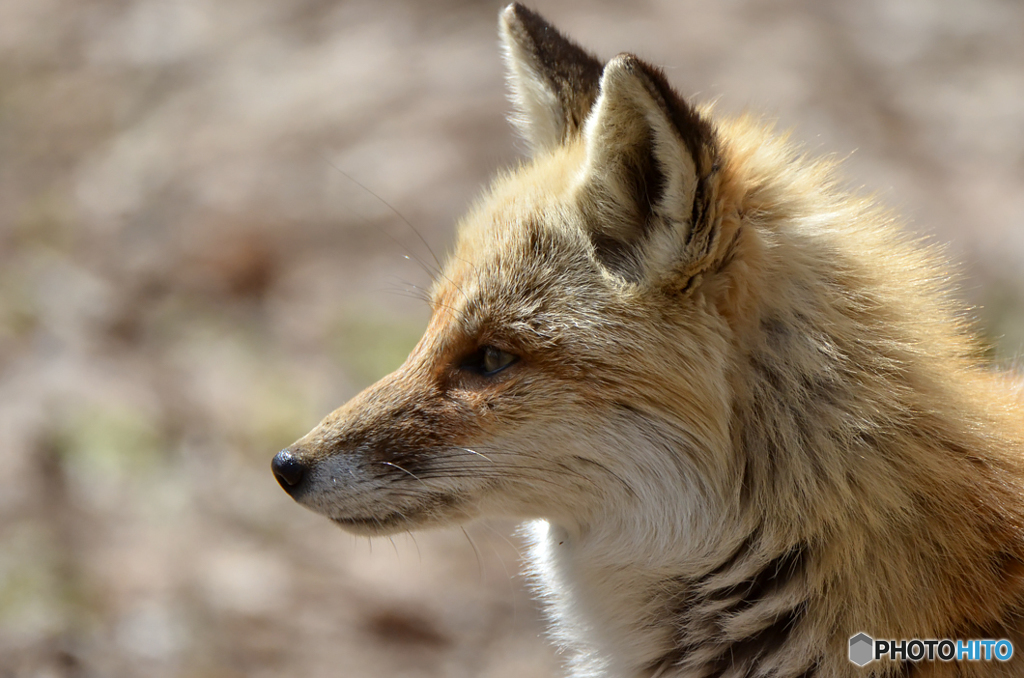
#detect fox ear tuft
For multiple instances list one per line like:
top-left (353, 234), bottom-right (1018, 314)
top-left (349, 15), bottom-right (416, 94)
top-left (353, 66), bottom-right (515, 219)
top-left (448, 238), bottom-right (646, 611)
top-left (499, 4), bottom-right (603, 155)
top-left (578, 54), bottom-right (719, 285)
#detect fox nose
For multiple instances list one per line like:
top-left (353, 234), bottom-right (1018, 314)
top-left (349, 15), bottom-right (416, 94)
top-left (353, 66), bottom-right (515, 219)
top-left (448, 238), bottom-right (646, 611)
top-left (272, 449), bottom-right (309, 495)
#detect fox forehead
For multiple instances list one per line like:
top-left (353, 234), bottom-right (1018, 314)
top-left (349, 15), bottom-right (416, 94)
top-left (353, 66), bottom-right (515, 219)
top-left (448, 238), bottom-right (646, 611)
top-left (429, 147), bottom-right (624, 343)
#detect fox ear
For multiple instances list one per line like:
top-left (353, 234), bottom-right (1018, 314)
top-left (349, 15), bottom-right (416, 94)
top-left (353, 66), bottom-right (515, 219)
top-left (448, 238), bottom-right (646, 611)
top-left (499, 3), bottom-right (603, 155)
top-left (578, 54), bottom-right (719, 285)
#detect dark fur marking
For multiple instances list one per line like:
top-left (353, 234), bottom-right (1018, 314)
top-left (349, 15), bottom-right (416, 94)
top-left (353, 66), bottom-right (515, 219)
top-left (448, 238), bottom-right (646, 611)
top-left (627, 128), bottom-right (668, 233)
top-left (791, 408), bottom-right (830, 483)
top-left (655, 541), bottom-right (812, 678)
top-left (700, 531), bottom-right (761, 585)
top-left (740, 448), bottom-right (756, 505)
top-left (737, 397), bottom-right (779, 492)
top-left (761, 315), bottom-right (791, 346)
top-left (790, 658), bottom-right (822, 678)
top-left (590, 231), bottom-right (640, 280)
top-left (713, 543), bottom-right (808, 602)
top-left (703, 603), bottom-right (808, 678)
top-left (750, 354), bottom-right (787, 393)
top-left (657, 602), bottom-right (811, 678)
top-left (745, 312), bottom-right (851, 488)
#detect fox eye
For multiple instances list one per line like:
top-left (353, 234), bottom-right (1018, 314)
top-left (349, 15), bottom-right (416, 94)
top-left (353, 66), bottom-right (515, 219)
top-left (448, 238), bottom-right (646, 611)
top-left (461, 345), bottom-right (518, 377)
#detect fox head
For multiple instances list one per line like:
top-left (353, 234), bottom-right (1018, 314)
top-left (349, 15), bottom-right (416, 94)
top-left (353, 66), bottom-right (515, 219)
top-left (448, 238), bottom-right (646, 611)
top-left (273, 4), bottom-right (749, 543)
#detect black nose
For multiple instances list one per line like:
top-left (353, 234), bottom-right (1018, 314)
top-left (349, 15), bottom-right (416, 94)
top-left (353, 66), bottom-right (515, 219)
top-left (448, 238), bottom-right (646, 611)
top-left (272, 449), bottom-right (309, 495)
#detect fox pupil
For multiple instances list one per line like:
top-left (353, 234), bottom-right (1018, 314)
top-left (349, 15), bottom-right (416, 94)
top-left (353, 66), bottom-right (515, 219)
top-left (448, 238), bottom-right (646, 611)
top-left (462, 345), bottom-right (517, 376)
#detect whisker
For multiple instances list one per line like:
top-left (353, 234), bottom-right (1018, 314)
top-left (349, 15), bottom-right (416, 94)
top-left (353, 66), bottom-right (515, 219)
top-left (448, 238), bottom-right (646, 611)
top-left (318, 152), bottom-right (475, 307)
top-left (392, 470), bottom-right (574, 491)
top-left (407, 530), bottom-right (422, 563)
top-left (426, 454), bottom-right (592, 482)
top-left (376, 288), bottom-right (461, 314)
top-left (378, 288), bottom-right (433, 307)
top-left (318, 154), bottom-right (441, 285)
top-left (384, 274), bottom-right (431, 295)
top-left (459, 447), bottom-right (493, 463)
top-left (432, 447), bottom-right (635, 494)
top-left (461, 526), bottom-right (484, 581)
top-left (483, 528), bottom-right (518, 626)
top-left (379, 278), bottom-right (434, 305)
top-left (318, 151), bottom-right (443, 272)
top-left (480, 521), bottom-right (525, 560)
top-left (379, 461), bottom-right (428, 487)
top-left (571, 456), bottom-right (637, 498)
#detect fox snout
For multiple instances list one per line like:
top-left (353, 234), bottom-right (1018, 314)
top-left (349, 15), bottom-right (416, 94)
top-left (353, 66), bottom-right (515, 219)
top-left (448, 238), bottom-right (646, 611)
top-left (269, 341), bottom-right (514, 536)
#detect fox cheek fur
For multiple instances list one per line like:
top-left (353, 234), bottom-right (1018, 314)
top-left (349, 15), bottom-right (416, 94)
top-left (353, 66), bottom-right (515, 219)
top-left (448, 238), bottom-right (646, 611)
top-left (273, 4), bottom-right (1024, 678)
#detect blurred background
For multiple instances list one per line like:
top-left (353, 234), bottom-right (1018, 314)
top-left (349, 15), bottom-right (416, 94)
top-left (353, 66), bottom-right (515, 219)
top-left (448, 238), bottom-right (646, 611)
top-left (1, 0), bottom-right (1022, 676)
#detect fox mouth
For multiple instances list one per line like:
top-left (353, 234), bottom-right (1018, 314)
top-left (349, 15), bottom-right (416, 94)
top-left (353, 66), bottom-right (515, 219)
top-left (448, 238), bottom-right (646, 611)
top-left (328, 493), bottom-right (463, 535)
top-left (332, 512), bottom-right (409, 532)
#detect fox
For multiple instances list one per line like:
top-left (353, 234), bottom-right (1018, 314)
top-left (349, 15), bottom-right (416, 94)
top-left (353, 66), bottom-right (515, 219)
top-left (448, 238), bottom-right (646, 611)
top-left (271, 4), bottom-right (1024, 678)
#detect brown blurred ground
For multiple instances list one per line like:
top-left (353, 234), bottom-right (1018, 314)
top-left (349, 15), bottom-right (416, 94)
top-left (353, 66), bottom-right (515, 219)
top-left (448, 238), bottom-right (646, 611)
top-left (1, 1), bottom-right (1022, 676)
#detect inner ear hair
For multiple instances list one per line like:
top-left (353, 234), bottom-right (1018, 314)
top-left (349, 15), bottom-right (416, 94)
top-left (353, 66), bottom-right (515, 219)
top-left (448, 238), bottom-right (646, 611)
top-left (500, 3), bottom-right (604, 154)
top-left (579, 54), bottom-right (719, 285)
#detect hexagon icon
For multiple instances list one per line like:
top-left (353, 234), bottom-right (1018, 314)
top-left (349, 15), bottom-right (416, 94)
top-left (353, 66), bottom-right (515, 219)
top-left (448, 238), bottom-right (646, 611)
top-left (849, 633), bottom-right (874, 666)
